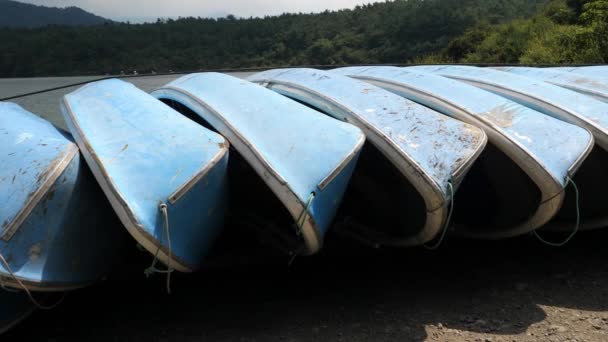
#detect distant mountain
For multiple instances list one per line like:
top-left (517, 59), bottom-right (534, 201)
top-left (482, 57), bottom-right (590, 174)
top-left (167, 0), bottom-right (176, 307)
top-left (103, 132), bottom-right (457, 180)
top-left (0, 0), bottom-right (111, 28)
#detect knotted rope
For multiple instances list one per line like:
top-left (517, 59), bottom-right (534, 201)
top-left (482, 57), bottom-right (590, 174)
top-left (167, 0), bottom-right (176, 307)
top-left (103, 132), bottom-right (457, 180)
top-left (424, 181), bottom-right (454, 250)
top-left (144, 202), bottom-right (174, 294)
top-left (533, 176), bottom-right (580, 247)
top-left (288, 192), bottom-right (316, 266)
top-left (0, 253), bottom-right (65, 310)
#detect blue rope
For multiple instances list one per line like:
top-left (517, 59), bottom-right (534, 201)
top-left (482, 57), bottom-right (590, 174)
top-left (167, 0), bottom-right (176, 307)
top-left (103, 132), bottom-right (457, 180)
top-left (533, 176), bottom-right (580, 247)
top-left (424, 181), bottom-right (454, 250)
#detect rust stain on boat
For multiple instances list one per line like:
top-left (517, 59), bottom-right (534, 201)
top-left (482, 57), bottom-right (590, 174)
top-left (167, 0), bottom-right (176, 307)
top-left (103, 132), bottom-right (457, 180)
top-left (483, 104), bottom-right (519, 128)
top-left (28, 243), bottom-right (42, 261)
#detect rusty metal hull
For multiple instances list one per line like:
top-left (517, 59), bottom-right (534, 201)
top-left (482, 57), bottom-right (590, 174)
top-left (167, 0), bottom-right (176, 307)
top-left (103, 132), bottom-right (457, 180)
top-left (0, 103), bottom-right (124, 291)
top-left (332, 66), bottom-right (594, 239)
top-left (61, 79), bottom-right (230, 272)
top-left (410, 65), bottom-right (608, 232)
top-left (0, 290), bottom-right (35, 335)
top-left (496, 67), bottom-right (608, 104)
top-left (152, 73), bottom-right (365, 255)
top-left (248, 68), bottom-right (487, 246)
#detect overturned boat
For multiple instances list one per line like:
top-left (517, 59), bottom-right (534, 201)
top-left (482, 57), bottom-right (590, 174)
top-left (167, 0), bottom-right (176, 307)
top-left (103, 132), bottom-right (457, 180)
top-left (409, 65), bottom-right (608, 231)
top-left (550, 66), bottom-right (608, 78)
top-left (332, 66), bottom-right (594, 239)
top-left (496, 67), bottom-right (608, 104)
top-left (152, 73), bottom-right (365, 255)
top-left (61, 79), bottom-right (229, 272)
top-left (0, 103), bottom-right (124, 291)
top-left (247, 68), bottom-right (486, 246)
top-left (0, 290), bottom-right (35, 335)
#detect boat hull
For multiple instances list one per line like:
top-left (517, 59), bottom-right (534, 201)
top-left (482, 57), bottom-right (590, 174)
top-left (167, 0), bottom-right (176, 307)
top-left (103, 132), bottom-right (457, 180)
top-left (0, 103), bottom-right (124, 291)
top-left (248, 68), bottom-right (487, 246)
top-left (410, 65), bottom-right (608, 232)
top-left (61, 79), bottom-right (229, 272)
top-left (332, 66), bottom-right (594, 239)
top-left (152, 73), bottom-right (365, 254)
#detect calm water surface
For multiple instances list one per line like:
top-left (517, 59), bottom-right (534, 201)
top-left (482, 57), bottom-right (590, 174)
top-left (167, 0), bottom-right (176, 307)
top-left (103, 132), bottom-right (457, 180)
top-left (0, 72), bottom-right (254, 130)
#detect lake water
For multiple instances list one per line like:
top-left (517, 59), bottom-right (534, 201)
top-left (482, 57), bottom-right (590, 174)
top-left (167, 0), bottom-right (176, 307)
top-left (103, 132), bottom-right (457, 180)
top-left (0, 72), bottom-right (255, 130)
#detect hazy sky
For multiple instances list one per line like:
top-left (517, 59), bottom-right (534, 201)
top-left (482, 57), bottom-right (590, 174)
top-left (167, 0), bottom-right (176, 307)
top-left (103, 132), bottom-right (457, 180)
top-left (18, 0), bottom-right (382, 22)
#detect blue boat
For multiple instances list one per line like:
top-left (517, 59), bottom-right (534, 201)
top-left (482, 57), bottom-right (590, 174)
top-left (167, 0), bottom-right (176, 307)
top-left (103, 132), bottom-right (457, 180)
top-left (0, 290), bottom-right (35, 335)
top-left (248, 68), bottom-right (487, 246)
top-left (408, 65), bottom-right (608, 231)
top-left (0, 103), bottom-right (124, 291)
top-left (61, 79), bottom-right (229, 272)
top-left (152, 73), bottom-right (365, 255)
top-left (332, 67), bottom-right (594, 239)
top-left (496, 67), bottom-right (608, 104)
top-left (550, 66), bottom-right (608, 79)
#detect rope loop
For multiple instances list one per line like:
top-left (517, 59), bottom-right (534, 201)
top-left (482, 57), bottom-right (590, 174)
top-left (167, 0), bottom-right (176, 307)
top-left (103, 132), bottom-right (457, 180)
top-left (533, 176), bottom-right (580, 247)
top-left (144, 202), bottom-right (174, 294)
top-left (288, 193), bottom-right (316, 265)
top-left (424, 181), bottom-right (454, 250)
top-left (294, 192), bottom-right (316, 236)
top-left (0, 253), bottom-right (65, 310)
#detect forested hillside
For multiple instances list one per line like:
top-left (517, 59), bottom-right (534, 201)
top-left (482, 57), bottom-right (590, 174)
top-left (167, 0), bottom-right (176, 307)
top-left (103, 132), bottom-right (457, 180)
top-left (429, 0), bottom-right (608, 64)
top-left (0, 0), bottom-right (110, 28)
top-left (0, 0), bottom-right (547, 77)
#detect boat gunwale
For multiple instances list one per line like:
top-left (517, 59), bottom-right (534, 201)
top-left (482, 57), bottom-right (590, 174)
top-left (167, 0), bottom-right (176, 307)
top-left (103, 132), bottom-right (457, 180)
top-left (60, 95), bottom-right (196, 273)
top-left (497, 67), bottom-right (608, 102)
top-left (436, 71), bottom-right (608, 152)
top-left (153, 85), bottom-right (346, 254)
top-left (168, 143), bottom-right (229, 204)
top-left (0, 272), bottom-right (95, 292)
top-left (252, 76), bottom-right (488, 245)
top-left (344, 72), bottom-right (576, 238)
top-left (1, 143), bottom-right (79, 242)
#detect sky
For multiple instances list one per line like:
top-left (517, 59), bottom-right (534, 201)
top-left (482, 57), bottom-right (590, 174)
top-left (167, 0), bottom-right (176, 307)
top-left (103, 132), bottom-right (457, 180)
top-left (18, 0), bottom-right (382, 22)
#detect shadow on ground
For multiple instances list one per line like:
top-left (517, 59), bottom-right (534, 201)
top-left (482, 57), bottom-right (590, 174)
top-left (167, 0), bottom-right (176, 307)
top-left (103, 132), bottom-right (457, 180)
top-left (6, 228), bottom-right (608, 342)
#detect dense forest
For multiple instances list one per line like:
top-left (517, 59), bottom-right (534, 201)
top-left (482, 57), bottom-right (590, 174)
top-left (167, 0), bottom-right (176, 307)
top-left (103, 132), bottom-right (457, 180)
top-left (1, 0), bottom-right (605, 77)
top-left (427, 0), bottom-right (608, 64)
top-left (0, 0), bottom-right (548, 77)
top-left (0, 0), bottom-right (110, 28)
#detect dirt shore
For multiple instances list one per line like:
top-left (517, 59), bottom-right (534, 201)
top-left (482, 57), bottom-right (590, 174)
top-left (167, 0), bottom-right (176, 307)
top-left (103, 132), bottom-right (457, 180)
top-left (5, 227), bottom-right (608, 342)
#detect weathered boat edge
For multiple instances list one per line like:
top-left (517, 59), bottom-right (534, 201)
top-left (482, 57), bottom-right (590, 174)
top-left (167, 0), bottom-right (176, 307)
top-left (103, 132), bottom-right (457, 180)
top-left (417, 66), bottom-right (608, 151)
top-left (153, 86), bottom-right (366, 254)
top-left (1, 144), bottom-right (79, 242)
top-left (250, 75), bottom-right (488, 245)
top-left (338, 69), bottom-right (577, 238)
top-left (60, 96), bottom-right (201, 273)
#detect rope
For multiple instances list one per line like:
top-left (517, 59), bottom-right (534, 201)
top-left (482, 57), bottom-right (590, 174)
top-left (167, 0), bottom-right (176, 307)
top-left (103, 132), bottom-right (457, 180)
top-left (294, 192), bottom-right (316, 236)
top-left (144, 202), bottom-right (174, 294)
top-left (0, 253), bottom-right (65, 310)
top-left (533, 176), bottom-right (580, 247)
top-left (288, 192), bottom-right (316, 266)
top-left (288, 247), bottom-right (304, 267)
top-left (424, 181), bottom-right (454, 250)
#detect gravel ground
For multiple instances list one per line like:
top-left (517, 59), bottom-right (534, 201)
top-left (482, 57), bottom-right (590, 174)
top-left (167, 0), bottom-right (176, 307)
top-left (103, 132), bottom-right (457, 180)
top-left (4, 228), bottom-right (608, 342)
